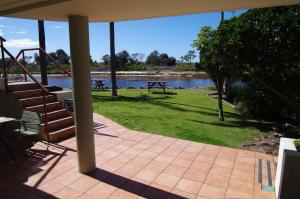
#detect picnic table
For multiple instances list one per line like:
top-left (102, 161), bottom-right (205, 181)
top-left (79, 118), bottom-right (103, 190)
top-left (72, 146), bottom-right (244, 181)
top-left (147, 81), bottom-right (168, 93)
top-left (0, 116), bottom-right (17, 160)
top-left (91, 79), bottom-right (105, 90)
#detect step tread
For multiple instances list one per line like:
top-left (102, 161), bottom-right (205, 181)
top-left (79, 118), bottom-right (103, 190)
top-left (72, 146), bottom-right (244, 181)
top-left (19, 95), bottom-right (55, 101)
top-left (26, 102), bottom-right (61, 109)
top-left (49, 125), bottom-right (75, 135)
top-left (41, 116), bottom-right (73, 126)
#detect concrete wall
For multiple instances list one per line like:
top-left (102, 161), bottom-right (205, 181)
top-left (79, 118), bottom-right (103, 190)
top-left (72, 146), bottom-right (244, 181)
top-left (275, 138), bottom-right (300, 199)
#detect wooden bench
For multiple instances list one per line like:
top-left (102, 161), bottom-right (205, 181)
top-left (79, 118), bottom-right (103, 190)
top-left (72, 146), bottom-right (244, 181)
top-left (147, 81), bottom-right (168, 93)
top-left (92, 79), bottom-right (105, 91)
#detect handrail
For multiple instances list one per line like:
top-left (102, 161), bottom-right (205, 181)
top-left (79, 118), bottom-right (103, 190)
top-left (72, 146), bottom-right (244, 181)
top-left (4, 47), bottom-right (72, 78)
top-left (1, 41), bottom-right (51, 142)
top-left (22, 48), bottom-right (72, 77)
top-left (1, 47), bottom-right (49, 93)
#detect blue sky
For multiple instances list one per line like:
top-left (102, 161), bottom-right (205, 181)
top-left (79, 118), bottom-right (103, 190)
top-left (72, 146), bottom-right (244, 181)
top-left (0, 11), bottom-right (242, 62)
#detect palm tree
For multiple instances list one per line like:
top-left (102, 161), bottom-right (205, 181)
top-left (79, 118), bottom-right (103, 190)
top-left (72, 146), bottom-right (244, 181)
top-left (38, 20), bottom-right (48, 85)
top-left (109, 22), bottom-right (118, 96)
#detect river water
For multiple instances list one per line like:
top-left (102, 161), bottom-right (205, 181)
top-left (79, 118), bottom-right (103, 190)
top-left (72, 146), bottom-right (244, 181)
top-left (38, 76), bottom-right (214, 89)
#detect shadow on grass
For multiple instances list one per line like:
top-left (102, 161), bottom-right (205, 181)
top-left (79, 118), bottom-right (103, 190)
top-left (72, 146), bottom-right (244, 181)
top-left (189, 119), bottom-right (272, 133)
top-left (92, 94), bottom-right (243, 119)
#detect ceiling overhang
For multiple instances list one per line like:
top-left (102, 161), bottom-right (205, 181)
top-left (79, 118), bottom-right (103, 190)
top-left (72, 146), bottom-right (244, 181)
top-left (0, 0), bottom-right (299, 22)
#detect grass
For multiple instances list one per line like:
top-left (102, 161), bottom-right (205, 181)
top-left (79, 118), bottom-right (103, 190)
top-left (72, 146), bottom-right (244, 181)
top-left (92, 89), bottom-right (272, 148)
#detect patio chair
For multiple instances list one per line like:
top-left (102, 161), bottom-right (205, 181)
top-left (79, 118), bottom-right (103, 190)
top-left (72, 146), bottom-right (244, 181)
top-left (64, 98), bottom-right (74, 112)
top-left (0, 110), bottom-right (41, 160)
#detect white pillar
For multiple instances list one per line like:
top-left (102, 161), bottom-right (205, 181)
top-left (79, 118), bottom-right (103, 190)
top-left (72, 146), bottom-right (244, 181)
top-left (68, 15), bottom-right (95, 173)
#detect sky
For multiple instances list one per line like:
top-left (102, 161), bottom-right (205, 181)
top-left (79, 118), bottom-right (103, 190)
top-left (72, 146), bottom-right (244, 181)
top-left (0, 10), bottom-right (243, 62)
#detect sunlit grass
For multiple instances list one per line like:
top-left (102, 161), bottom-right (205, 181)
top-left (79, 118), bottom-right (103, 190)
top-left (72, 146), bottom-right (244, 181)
top-left (92, 89), bottom-right (271, 148)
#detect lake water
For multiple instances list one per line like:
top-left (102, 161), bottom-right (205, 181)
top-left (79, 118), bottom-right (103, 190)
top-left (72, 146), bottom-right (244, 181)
top-left (38, 76), bottom-right (214, 89)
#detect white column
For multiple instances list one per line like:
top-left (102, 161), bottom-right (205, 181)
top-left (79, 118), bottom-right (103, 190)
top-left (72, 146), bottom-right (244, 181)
top-left (68, 15), bottom-right (95, 173)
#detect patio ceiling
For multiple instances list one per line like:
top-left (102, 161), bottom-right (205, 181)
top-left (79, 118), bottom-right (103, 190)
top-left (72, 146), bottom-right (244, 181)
top-left (0, 0), bottom-right (299, 22)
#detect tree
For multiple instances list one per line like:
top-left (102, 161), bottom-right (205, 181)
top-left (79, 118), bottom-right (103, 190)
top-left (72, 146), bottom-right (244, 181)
top-left (180, 50), bottom-right (196, 64)
top-left (109, 22), bottom-right (118, 96)
top-left (102, 54), bottom-right (110, 66)
top-left (55, 49), bottom-right (70, 64)
top-left (231, 6), bottom-right (300, 123)
top-left (117, 50), bottom-right (130, 69)
top-left (193, 13), bottom-right (226, 121)
top-left (146, 50), bottom-right (160, 66)
top-left (166, 56), bottom-right (176, 66)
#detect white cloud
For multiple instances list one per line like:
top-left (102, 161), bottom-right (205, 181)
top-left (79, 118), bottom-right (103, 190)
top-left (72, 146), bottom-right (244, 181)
top-left (0, 29), bottom-right (3, 36)
top-left (51, 25), bottom-right (63, 29)
top-left (0, 25), bottom-right (5, 28)
top-left (5, 38), bottom-right (39, 48)
top-left (16, 30), bottom-right (26, 34)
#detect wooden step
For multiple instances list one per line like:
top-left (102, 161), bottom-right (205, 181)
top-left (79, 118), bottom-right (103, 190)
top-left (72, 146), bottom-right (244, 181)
top-left (8, 82), bottom-right (40, 92)
top-left (42, 109), bottom-right (71, 122)
top-left (49, 125), bottom-right (75, 142)
top-left (41, 116), bottom-right (74, 132)
top-left (12, 89), bottom-right (45, 98)
top-left (19, 95), bottom-right (57, 107)
top-left (25, 102), bottom-right (63, 112)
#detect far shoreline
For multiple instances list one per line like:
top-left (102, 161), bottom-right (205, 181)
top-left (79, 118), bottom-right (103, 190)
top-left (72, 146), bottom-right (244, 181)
top-left (34, 71), bottom-right (209, 78)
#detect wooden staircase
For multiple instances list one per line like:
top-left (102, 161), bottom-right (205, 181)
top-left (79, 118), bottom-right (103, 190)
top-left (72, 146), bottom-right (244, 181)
top-left (7, 82), bottom-right (75, 142)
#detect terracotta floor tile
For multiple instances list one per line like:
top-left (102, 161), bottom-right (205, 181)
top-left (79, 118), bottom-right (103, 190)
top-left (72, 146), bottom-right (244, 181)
top-left (53, 170), bottom-right (83, 186)
top-left (0, 113), bottom-right (277, 199)
top-left (108, 189), bottom-right (138, 199)
top-left (38, 179), bottom-right (66, 194)
top-left (225, 188), bottom-right (252, 199)
top-left (145, 160), bottom-right (169, 172)
top-left (171, 189), bottom-right (197, 199)
top-left (154, 153), bottom-right (176, 164)
top-left (204, 173), bottom-right (230, 188)
top-left (86, 182), bottom-right (117, 198)
top-left (122, 178), bottom-right (150, 195)
top-left (78, 193), bottom-right (96, 199)
top-left (190, 161), bottom-right (212, 172)
top-left (164, 164), bottom-right (187, 177)
top-left (175, 178), bottom-right (203, 194)
top-left (231, 169), bottom-right (255, 183)
top-left (228, 178), bottom-right (254, 195)
top-left (198, 184), bottom-right (226, 199)
top-left (153, 173), bottom-right (180, 188)
top-left (135, 168), bottom-right (160, 182)
top-left (234, 161), bottom-right (255, 173)
top-left (68, 175), bottom-right (99, 193)
top-left (172, 157), bottom-right (193, 168)
top-left (115, 163), bottom-right (140, 178)
top-left (54, 187), bottom-right (82, 199)
top-left (214, 158), bottom-right (235, 169)
top-left (209, 165), bottom-right (232, 178)
top-left (142, 183), bottom-right (171, 199)
top-left (183, 168), bottom-right (208, 182)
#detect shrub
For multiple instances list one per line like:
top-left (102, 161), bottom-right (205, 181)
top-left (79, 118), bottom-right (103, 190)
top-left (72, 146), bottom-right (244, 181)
top-left (175, 64), bottom-right (193, 72)
top-left (294, 139), bottom-right (300, 151)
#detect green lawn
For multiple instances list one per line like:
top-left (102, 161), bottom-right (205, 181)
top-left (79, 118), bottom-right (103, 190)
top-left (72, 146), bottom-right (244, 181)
top-left (92, 89), bottom-right (272, 148)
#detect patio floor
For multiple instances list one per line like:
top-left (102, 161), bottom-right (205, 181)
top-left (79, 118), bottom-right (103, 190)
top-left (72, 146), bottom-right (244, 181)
top-left (0, 113), bottom-right (277, 199)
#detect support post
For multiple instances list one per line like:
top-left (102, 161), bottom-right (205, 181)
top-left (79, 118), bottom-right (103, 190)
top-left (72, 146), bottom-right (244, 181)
top-left (68, 15), bottom-right (96, 173)
top-left (109, 22), bottom-right (118, 96)
top-left (38, 20), bottom-right (48, 85)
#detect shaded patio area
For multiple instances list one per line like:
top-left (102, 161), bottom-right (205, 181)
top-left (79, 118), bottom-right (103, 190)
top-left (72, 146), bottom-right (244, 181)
top-left (0, 113), bottom-right (276, 199)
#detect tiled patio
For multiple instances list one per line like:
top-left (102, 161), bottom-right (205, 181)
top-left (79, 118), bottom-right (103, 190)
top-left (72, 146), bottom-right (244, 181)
top-left (0, 113), bottom-right (277, 199)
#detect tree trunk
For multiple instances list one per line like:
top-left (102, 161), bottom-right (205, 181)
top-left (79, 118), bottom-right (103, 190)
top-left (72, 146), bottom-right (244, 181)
top-left (38, 20), bottom-right (48, 85)
top-left (217, 79), bottom-right (224, 121)
top-left (109, 22), bottom-right (118, 97)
